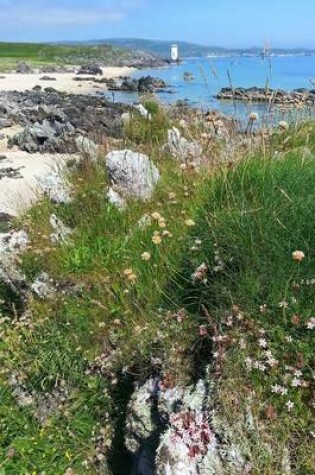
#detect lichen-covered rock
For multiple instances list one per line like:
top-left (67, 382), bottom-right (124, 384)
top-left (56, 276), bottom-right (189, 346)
top-left (37, 168), bottom-right (72, 204)
top-left (106, 150), bottom-right (160, 201)
top-left (107, 187), bottom-right (127, 209)
top-left (167, 127), bottom-right (203, 163)
top-left (31, 272), bottom-right (56, 299)
top-left (0, 230), bottom-right (29, 295)
top-left (126, 375), bottom-right (245, 475)
top-left (49, 214), bottom-right (72, 244)
top-left (75, 136), bottom-right (99, 161)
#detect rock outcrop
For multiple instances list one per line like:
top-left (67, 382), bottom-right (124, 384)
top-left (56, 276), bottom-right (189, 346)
top-left (216, 87), bottom-right (315, 105)
top-left (106, 150), bottom-right (160, 202)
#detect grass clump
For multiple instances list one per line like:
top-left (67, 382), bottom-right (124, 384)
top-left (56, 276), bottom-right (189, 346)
top-left (170, 145), bottom-right (315, 473)
top-left (0, 116), bottom-right (314, 473)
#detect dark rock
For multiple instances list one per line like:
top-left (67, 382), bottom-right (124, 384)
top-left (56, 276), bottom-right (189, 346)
top-left (16, 62), bottom-right (32, 74)
top-left (32, 85), bottom-right (42, 91)
top-left (77, 64), bottom-right (103, 76)
top-left (0, 212), bottom-right (13, 223)
top-left (40, 76), bottom-right (57, 81)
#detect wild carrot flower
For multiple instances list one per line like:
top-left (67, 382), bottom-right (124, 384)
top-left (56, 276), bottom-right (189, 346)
top-left (141, 252), bottom-right (151, 261)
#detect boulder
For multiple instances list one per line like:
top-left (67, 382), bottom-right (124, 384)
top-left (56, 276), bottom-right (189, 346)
top-left (31, 272), bottom-right (56, 299)
top-left (16, 62), bottom-right (32, 74)
top-left (37, 168), bottom-right (72, 204)
top-left (77, 64), bottom-right (103, 76)
top-left (0, 118), bottom-right (13, 128)
top-left (106, 150), bottom-right (160, 201)
top-left (75, 136), bottom-right (99, 161)
top-left (49, 214), bottom-right (72, 244)
top-left (167, 127), bottom-right (203, 163)
top-left (0, 230), bottom-right (29, 295)
top-left (107, 187), bottom-right (127, 209)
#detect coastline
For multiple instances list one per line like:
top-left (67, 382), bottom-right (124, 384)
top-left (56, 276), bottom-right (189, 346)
top-left (0, 66), bottom-right (136, 95)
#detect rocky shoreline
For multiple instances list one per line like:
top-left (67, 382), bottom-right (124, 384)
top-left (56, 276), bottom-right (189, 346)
top-left (216, 86), bottom-right (315, 105)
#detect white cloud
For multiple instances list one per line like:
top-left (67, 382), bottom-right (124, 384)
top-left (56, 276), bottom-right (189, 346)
top-left (0, 1), bottom-right (144, 27)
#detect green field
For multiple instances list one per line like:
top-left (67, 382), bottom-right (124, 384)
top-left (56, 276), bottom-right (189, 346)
top-left (0, 42), bottom-right (133, 72)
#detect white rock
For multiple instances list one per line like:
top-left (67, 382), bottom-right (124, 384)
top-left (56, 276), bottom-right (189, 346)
top-left (167, 127), bottom-right (202, 163)
top-left (106, 150), bottom-right (160, 201)
top-left (37, 168), bottom-right (72, 204)
top-left (134, 104), bottom-right (151, 120)
top-left (107, 187), bottom-right (127, 209)
top-left (31, 272), bottom-right (56, 299)
top-left (49, 214), bottom-right (72, 244)
top-left (75, 136), bottom-right (99, 161)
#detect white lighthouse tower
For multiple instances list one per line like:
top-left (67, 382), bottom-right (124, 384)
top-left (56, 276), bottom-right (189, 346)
top-left (171, 44), bottom-right (179, 62)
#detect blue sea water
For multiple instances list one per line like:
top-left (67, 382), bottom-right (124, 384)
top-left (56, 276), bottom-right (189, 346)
top-left (108, 56), bottom-right (315, 122)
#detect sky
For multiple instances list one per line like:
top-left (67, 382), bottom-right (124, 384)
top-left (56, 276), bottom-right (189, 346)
top-left (0, 0), bottom-right (314, 48)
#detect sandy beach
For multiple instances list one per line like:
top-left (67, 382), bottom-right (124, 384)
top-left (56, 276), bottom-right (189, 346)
top-left (0, 66), bottom-right (135, 217)
top-left (0, 66), bottom-right (135, 94)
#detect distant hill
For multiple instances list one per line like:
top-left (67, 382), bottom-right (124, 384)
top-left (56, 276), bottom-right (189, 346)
top-left (73, 38), bottom-right (315, 58)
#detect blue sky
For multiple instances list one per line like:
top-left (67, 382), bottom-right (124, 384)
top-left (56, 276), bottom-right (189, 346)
top-left (0, 0), bottom-right (314, 48)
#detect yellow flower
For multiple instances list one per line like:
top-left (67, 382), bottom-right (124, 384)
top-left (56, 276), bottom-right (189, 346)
top-left (141, 252), bottom-right (151, 261)
top-left (292, 250), bottom-right (305, 262)
top-left (185, 219), bottom-right (196, 227)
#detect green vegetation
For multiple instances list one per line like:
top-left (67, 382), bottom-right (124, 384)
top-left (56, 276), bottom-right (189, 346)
top-left (0, 42), bottom-right (135, 72)
top-left (0, 107), bottom-right (314, 473)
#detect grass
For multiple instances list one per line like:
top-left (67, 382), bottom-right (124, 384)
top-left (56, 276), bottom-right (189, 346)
top-left (0, 108), bottom-right (314, 473)
top-left (0, 42), bottom-right (138, 72)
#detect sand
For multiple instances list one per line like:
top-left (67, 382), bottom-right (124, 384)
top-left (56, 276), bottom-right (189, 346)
top-left (0, 66), bottom-right (136, 217)
top-left (0, 66), bottom-right (135, 94)
top-left (0, 150), bottom-right (70, 216)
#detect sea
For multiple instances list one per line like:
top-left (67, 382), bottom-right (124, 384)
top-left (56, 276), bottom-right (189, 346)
top-left (107, 55), bottom-right (315, 122)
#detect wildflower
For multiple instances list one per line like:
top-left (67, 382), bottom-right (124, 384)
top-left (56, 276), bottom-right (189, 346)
top-left (141, 252), bottom-right (151, 261)
top-left (158, 219), bottom-right (166, 229)
top-left (199, 325), bottom-right (208, 337)
top-left (278, 120), bottom-right (289, 131)
top-left (258, 338), bottom-right (267, 348)
top-left (152, 234), bottom-right (162, 245)
top-left (306, 317), bottom-right (315, 330)
top-left (291, 314), bottom-right (301, 325)
top-left (239, 339), bottom-right (246, 349)
top-left (260, 304), bottom-right (268, 314)
top-left (292, 250), bottom-right (305, 262)
top-left (291, 378), bottom-right (302, 387)
top-left (249, 112), bottom-right (259, 121)
top-left (151, 212), bottom-right (162, 221)
top-left (285, 335), bottom-right (293, 343)
top-left (185, 219), bottom-right (196, 227)
top-left (191, 262), bottom-right (208, 283)
top-left (162, 230), bottom-right (173, 238)
top-left (123, 268), bottom-right (133, 277)
top-left (279, 300), bottom-right (289, 309)
top-left (285, 400), bottom-right (294, 412)
top-left (123, 268), bottom-right (137, 283)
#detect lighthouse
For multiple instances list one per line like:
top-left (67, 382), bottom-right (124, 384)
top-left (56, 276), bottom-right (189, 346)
top-left (171, 44), bottom-right (179, 62)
